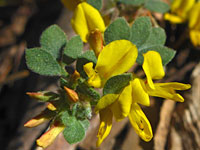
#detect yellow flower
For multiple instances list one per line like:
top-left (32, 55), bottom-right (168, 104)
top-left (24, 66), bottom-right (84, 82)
top-left (71, 2), bottom-right (105, 43)
top-left (24, 109), bottom-right (55, 128)
top-left (142, 51), bottom-right (165, 89)
top-left (144, 82), bottom-right (191, 102)
top-left (188, 2), bottom-right (200, 47)
top-left (95, 78), bottom-right (153, 146)
top-left (95, 50), bottom-right (191, 146)
top-left (62, 1), bottom-right (105, 55)
top-left (83, 40), bottom-right (138, 88)
top-left (36, 120), bottom-right (65, 148)
top-left (128, 103), bottom-right (153, 142)
top-left (96, 108), bottom-right (113, 147)
top-left (164, 0), bottom-right (195, 23)
top-left (142, 51), bottom-right (191, 102)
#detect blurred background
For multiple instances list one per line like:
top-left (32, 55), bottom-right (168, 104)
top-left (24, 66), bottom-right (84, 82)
top-left (0, 0), bottom-right (200, 150)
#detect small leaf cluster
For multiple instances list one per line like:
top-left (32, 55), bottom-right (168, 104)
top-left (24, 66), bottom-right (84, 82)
top-left (87, 0), bottom-right (102, 10)
top-left (26, 25), bottom-right (99, 144)
top-left (25, 16), bottom-right (176, 145)
top-left (117, 0), bottom-right (170, 13)
top-left (104, 16), bottom-right (176, 65)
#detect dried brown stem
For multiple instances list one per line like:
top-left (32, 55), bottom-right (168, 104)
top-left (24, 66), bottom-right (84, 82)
top-left (154, 100), bottom-right (175, 150)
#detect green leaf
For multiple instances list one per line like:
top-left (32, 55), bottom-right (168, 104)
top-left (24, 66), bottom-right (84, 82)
top-left (76, 79), bottom-right (100, 105)
top-left (63, 35), bottom-right (83, 64)
top-left (79, 119), bottom-right (90, 131)
top-left (130, 16), bottom-right (152, 48)
top-left (104, 17), bottom-right (131, 45)
top-left (26, 48), bottom-right (62, 76)
top-left (136, 26), bottom-right (174, 65)
top-left (140, 27), bottom-right (166, 50)
top-left (63, 118), bottom-right (85, 144)
top-left (117, 0), bottom-right (145, 5)
top-left (77, 84), bottom-right (100, 101)
top-left (87, 0), bottom-right (102, 10)
top-left (76, 51), bottom-right (97, 77)
top-left (103, 73), bottom-right (133, 95)
top-left (40, 25), bottom-right (67, 59)
top-left (144, 0), bottom-right (170, 13)
top-left (60, 111), bottom-right (73, 126)
top-left (61, 110), bottom-right (89, 143)
top-left (137, 46), bottom-right (176, 65)
top-left (129, 16), bottom-right (174, 65)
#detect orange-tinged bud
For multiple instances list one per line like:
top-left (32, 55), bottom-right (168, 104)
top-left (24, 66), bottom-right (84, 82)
top-left (24, 116), bottom-right (48, 128)
top-left (26, 92), bottom-right (43, 99)
top-left (26, 91), bottom-right (59, 102)
top-left (24, 109), bottom-right (55, 128)
top-left (36, 121), bottom-right (65, 148)
top-left (64, 86), bottom-right (79, 102)
top-left (71, 70), bottom-right (80, 81)
top-left (88, 29), bottom-right (104, 57)
top-left (47, 102), bottom-right (57, 111)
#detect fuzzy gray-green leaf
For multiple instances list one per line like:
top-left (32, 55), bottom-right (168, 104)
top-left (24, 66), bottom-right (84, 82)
top-left (103, 73), bottom-right (133, 95)
top-left (130, 16), bottom-right (174, 65)
top-left (63, 35), bottom-right (83, 64)
top-left (63, 118), bottom-right (85, 144)
top-left (60, 111), bottom-right (73, 126)
top-left (40, 25), bottom-right (67, 59)
top-left (130, 16), bottom-right (152, 48)
top-left (76, 79), bottom-right (100, 105)
top-left (137, 46), bottom-right (176, 65)
top-left (79, 119), bottom-right (90, 131)
top-left (144, 0), bottom-right (170, 13)
top-left (26, 48), bottom-right (62, 76)
top-left (117, 0), bottom-right (145, 5)
top-left (87, 0), bottom-right (102, 10)
top-left (104, 17), bottom-right (131, 45)
top-left (139, 27), bottom-right (166, 50)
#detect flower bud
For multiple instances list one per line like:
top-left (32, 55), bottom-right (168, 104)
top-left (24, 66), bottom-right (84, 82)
top-left (24, 109), bottom-right (55, 128)
top-left (36, 120), bottom-right (65, 148)
top-left (26, 91), bottom-right (59, 102)
top-left (71, 70), bottom-right (80, 81)
top-left (64, 86), bottom-right (79, 102)
top-left (88, 29), bottom-right (104, 57)
top-left (47, 102), bottom-right (57, 111)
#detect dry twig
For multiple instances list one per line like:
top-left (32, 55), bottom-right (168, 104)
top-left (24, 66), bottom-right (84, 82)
top-left (154, 100), bottom-right (175, 150)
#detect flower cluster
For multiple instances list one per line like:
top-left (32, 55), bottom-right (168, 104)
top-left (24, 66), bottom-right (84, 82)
top-left (24, 0), bottom-right (191, 148)
top-left (89, 49), bottom-right (190, 146)
top-left (165, 0), bottom-right (200, 46)
top-left (69, 0), bottom-right (190, 146)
